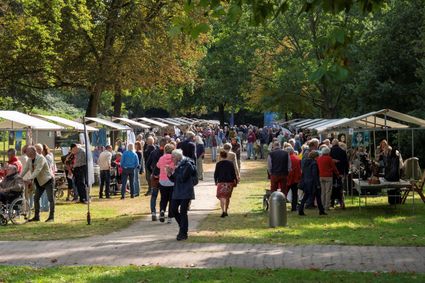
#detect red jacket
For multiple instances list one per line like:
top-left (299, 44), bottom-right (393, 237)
top-left (317, 155), bottom-right (339, 178)
top-left (8, 156), bottom-right (23, 174)
top-left (287, 153), bottom-right (301, 186)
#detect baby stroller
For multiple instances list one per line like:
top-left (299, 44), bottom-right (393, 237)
top-left (109, 166), bottom-right (119, 196)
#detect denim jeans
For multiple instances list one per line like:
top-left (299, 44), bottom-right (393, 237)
top-left (121, 168), bottom-right (135, 198)
top-left (247, 143), bottom-right (254, 159)
top-left (99, 170), bottom-right (111, 198)
top-left (150, 187), bottom-right (159, 213)
top-left (171, 199), bottom-right (191, 236)
top-left (134, 168), bottom-right (140, 196)
top-left (40, 191), bottom-right (49, 211)
top-left (211, 146), bottom-right (217, 161)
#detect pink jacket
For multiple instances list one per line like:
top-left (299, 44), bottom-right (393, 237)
top-left (156, 154), bottom-right (175, 182)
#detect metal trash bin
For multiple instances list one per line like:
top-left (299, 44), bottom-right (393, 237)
top-left (269, 191), bottom-right (287, 227)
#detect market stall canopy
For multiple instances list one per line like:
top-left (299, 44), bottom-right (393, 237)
top-left (0, 111), bottom-right (63, 130)
top-left (85, 117), bottom-right (131, 131)
top-left (315, 109), bottom-right (425, 133)
top-left (37, 115), bottom-right (98, 132)
top-left (135, 117), bottom-right (168, 128)
top-left (113, 117), bottom-right (150, 129)
top-left (154, 118), bottom-right (182, 126)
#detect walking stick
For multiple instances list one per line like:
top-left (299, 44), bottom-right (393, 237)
top-left (83, 117), bottom-right (91, 225)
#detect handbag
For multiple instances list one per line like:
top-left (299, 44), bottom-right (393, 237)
top-left (150, 174), bottom-right (159, 188)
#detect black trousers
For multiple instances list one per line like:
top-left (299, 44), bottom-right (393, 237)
top-left (99, 170), bottom-right (111, 198)
top-left (34, 178), bottom-right (55, 218)
top-left (171, 199), bottom-right (191, 236)
top-left (74, 165), bottom-right (87, 202)
top-left (299, 187), bottom-right (324, 214)
top-left (159, 184), bottom-right (174, 217)
top-left (288, 183), bottom-right (299, 211)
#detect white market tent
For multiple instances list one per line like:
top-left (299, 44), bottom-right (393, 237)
top-left (0, 111), bottom-right (63, 131)
top-left (85, 117), bottom-right (131, 131)
top-left (155, 118), bottom-right (182, 126)
top-left (37, 115), bottom-right (98, 132)
top-left (113, 117), bottom-right (151, 129)
top-left (0, 111), bottom-right (64, 150)
top-left (315, 109), bottom-right (425, 133)
top-left (135, 117), bottom-right (168, 128)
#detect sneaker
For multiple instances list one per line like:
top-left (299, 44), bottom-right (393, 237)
top-left (220, 212), bottom-right (226, 218)
top-left (151, 213), bottom-right (157, 221)
top-left (319, 211), bottom-right (328, 215)
top-left (298, 211), bottom-right (306, 216)
top-left (224, 212), bottom-right (228, 217)
top-left (167, 217), bottom-right (172, 224)
top-left (144, 189), bottom-right (152, 196)
top-left (28, 217), bottom-right (40, 222)
top-left (45, 217), bottom-right (54, 223)
top-left (159, 211), bottom-right (165, 223)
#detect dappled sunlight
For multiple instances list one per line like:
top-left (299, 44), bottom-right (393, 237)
top-left (196, 158), bottom-right (425, 247)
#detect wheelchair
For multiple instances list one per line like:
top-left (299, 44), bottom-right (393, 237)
top-left (0, 189), bottom-right (31, 226)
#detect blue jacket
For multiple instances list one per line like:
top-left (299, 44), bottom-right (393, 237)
top-left (121, 150), bottom-right (139, 169)
top-left (169, 157), bottom-right (196, 200)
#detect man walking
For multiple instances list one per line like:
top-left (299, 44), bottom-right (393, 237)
top-left (21, 146), bottom-right (55, 222)
top-left (98, 145), bottom-right (113, 199)
top-left (71, 143), bottom-right (88, 204)
top-left (267, 141), bottom-right (291, 193)
top-left (120, 143), bottom-right (139, 199)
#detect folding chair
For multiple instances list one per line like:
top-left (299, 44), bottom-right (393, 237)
top-left (402, 171), bottom-right (425, 204)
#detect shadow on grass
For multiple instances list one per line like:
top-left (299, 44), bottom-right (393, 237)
top-left (193, 200), bottom-right (425, 246)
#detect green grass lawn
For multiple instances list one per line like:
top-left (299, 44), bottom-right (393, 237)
top-left (192, 160), bottom-right (425, 246)
top-left (0, 184), bottom-right (151, 241)
top-left (0, 266), bottom-right (423, 283)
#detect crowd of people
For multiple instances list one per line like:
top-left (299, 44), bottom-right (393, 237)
top-left (0, 121), bottom-right (406, 240)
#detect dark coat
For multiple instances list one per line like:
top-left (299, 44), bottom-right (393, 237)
top-left (300, 158), bottom-right (320, 194)
top-left (330, 145), bottom-right (349, 175)
top-left (178, 140), bottom-right (196, 161)
top-left (169, 157), bottom-right (196, 200)
top-left (146, 147), bottom-right (164, 175)
top-left (214, 160), bottom-right (237, 184)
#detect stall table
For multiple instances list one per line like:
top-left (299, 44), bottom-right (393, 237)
top-left (352, 178), bottom-right (416, 209)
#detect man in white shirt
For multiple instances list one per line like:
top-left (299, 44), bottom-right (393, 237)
top-left (97, 145), bottom-right (113, 198)
top-left (20, 146), bottom-right (54, 222)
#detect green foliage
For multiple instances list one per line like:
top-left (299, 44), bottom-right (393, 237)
top-left (347, 0), bottom-right (424, 114)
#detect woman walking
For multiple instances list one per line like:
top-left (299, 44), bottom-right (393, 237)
top-left (298, 150), bottom-right (326, 216)
top-left (317, 146), bottom-right (339, 210)
top-left (195, 135), bottom-right (205, 181)
top-left (214, 150), bottom-right (238, 218)
top-left (156, 143), bottom-right (175, 223)
top-left (167, 149), bottom-right (197, 241)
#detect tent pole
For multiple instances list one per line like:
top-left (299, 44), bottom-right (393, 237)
top-left (373, 116), bottom-right (377, 159)
top-left (412, 129), bottom-right (414, 157)
top-left (384, 113), bottom-right (388, 141)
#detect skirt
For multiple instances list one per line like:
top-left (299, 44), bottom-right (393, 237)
top-left (216, 182), bottom-right (234, 200)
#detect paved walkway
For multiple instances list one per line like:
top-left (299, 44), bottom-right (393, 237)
top-left (1, 165), bottom-right (425, 273)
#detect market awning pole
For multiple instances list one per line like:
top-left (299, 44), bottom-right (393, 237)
top-left (83, 117), bottom-right (91, 225)
top-left (373, 116), bottom-right (377, 159)
top-left (384, 113), bottom-right (388, 141)
top-left (412, 129), bottom-right (414, 157)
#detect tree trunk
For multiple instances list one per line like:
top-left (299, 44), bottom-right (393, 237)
top-left (218, 103), bottom-right (225, 126)
top-left (113, 85), bottom-right (122, 117)
top-left (85, 87), bottom-right (102, 117)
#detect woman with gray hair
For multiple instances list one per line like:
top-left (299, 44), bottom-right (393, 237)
top-left (167, 149), bottom-right (197, 241)
top-left (317, 146), bottom-right (339, 210)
